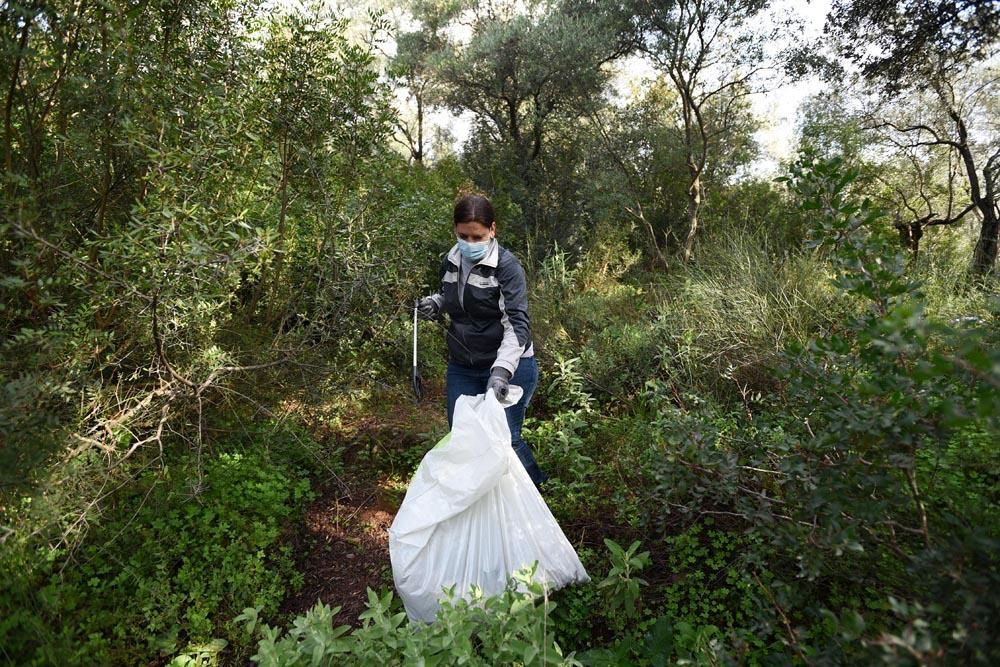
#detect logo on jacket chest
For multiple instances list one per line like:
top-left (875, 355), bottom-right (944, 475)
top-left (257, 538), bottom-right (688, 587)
top-left (466, 274), bottom-right (499, 290)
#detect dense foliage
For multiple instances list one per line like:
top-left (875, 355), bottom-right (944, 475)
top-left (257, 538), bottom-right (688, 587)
top-left (3, 446), bottom-right (312, 664)
top-left (1, 0), bottom-right (997, 665)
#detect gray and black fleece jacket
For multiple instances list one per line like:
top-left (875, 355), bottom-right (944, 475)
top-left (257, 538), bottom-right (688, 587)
top-left (427, 240), bottom-right (534, 374)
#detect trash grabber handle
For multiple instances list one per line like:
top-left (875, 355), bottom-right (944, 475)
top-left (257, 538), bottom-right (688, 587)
top-left (412, 299), bottom-right (424, 401)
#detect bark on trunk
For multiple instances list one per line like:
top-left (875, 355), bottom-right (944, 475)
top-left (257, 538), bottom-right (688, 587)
top-left (270, 145), bottom-right (291, 320)
top-left (4, 15), bottom-right (31, 192)
top-left (946, 104), bottom-right (998, 279)
top-left (632, 204), bottom-right (669, 270)
top-left (414, 93), bottom-right (423, 164)
top-left (682, 166), bottom-right (702, 263)
top-left (971, 205), bottom-right (999, 278)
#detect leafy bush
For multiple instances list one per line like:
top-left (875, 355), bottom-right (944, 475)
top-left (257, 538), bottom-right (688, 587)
top-left (578, 615), bottom-right (736, 667)
top-left (237, 565), bottom-right (580, 666)
top-left (525, 355), bottom-right (595, 492)
top-left (0, 449), bottom-right (313, 665)
top-left (637, 155), bottom-right (1000, 663)
top-left (549, 548), bottom-right (602, 650)
top-left (532, 243), bottom-right (657, 403)
top-left (239, 542), bottom-right (662, 667)
top-left (597, 539), bottom-right (650, 624)
top-left (0, 0), bottom-right (427, 570)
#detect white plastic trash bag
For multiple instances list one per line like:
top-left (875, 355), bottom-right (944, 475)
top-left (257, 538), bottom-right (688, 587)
top-left (389, 391), bottom-right (590, 623)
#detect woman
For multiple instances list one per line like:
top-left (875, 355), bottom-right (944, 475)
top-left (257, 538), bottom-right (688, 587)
top-left (417, 193), bottom-right (547, 488)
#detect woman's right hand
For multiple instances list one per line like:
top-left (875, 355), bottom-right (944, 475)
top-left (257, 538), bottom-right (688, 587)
top-left (416, 296), bottom-right (439, 320)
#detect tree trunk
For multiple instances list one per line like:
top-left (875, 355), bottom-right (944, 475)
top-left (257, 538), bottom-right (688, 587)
top-left (894, 220), bottom-right (923, 259)
top-left (945, 103), bottom-right (997, 279)
top-left (630, 204), bottom-right (669, 270)
top-left (970, 204), bottom-right (998, 278)
top-left (247, 135), bottom-right (290, 319)
top-left (4, 14), bottom-right (30, 194)
top-left (270, 141), bottom-right (291, 321)
top-left (682, 163), bottom-right (702, 263)
top-left (414, 92), bottom-right (424, 164)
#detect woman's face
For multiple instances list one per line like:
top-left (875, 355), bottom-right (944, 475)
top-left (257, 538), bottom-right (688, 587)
top-left (455, 220), bottom-right (495, 243)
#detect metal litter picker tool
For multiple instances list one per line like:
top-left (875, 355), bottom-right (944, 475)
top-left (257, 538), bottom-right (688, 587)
top-left (412, 300), bottom-right (424, 401)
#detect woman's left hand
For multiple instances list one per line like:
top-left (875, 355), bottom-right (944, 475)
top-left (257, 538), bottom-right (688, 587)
top-left (487, 368), bottom-right (511, 401)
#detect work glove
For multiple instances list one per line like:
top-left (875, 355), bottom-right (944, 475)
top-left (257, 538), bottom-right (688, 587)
top-left (487, 367), bottom-right (512, 402)
top-left (416, 296), bottom-right (439, 320)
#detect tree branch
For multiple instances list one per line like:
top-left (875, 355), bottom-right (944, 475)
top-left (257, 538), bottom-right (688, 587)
top-left (866, 120), bottom-right (961, 150)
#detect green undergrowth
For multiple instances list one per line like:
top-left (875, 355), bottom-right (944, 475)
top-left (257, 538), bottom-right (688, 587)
top-left (232, 565), bottom-right (578, 667)
top-left (3, 158), bottom-right (997, 665)
top-left (232, 540), bottom-right (764, 667)
top-left (510, 156), bottom-right (1000, 664)
top-left (532, 228), bottom-right (847, 408)
top-left (0, 425), bottom-right (319, 666)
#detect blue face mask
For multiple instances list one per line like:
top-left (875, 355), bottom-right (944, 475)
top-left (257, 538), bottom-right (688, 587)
top-left (457, 237), bottom-right (491, 262)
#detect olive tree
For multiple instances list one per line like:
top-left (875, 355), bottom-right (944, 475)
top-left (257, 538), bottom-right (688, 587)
top-left (868, 67), bottom-right (998, 277)
top-left (627, 0), bottom-right (777, 262)
top-left (0, 0), bottom-right (394, 550)
top-left (822, 0), bottom-right (1000, 277)
top-left (388, 0), bottom-right (460, 164)
top-left (586, 75), bottom-right (758, 267)
top-left (826, 0), bottom-right (1000, 92)
top-left (420, 0), bottom-right (627, 245)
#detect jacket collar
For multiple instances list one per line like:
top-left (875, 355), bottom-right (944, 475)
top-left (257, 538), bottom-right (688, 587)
top-left (447, 239), bottom-right (499, 268)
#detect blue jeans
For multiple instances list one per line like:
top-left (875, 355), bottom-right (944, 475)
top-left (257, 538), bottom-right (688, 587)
top-left (446, 357), bottom-right (547, 488)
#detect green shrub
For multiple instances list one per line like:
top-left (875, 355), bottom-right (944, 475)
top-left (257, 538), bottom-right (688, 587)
top-left (917, 422), bottom-right (1000, 527)
top-left (577, 319), bottom-right (666, 401)
top-left (532, 248), bottom-right (657, 404)
top-left (636, 155), bottom-right (1000, 663)
top-left (576, 615), bottom-right (739, 667)
top-left (597, 539), bottom-right (650, 625)
top-left (0, 449), bottom-right (313, 665)
top-left (549, 548), bottom-right (602, 650)
top-left (238, 565), bottom-right (581, 666)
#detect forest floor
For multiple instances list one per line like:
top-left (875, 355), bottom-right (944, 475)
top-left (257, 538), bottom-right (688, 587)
top-left (278, 477), bottom-right (397, 624)
top-left (278, 380), bottom-right (449, 625)
top-left (273, 378), bottom-right (662, 630)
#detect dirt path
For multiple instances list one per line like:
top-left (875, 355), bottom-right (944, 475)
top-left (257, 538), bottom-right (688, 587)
top-left (279, 385), bottom-right (447, 625)
top-left (279, 483), bottom-right (397, 624)
top-left (275, 382), bottom-right (644, 629)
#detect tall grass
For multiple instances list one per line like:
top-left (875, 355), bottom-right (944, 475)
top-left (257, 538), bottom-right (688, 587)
top-left (531, 222), bottom-right (847, 406)
top-left (652, 233), bottom-right (847, 400)
top-left (910, 226), bottom-right (999, 324)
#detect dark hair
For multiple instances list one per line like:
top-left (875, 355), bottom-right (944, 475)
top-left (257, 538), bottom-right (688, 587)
top-left (453, 193), bottom-right (495, 227)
